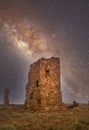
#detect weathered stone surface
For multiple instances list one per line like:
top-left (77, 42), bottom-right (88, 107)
top-left (4, 88), bottom-right (10, 105)
top-left (25, 57), bottom-right (63, 112)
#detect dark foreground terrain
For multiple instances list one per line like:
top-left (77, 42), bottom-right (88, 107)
top-left (0, 104), bottom-right (89, 130)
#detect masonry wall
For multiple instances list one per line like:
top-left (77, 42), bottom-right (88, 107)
top-left (25, 57), bottom-right (63, 112)
top-left (25, 60), bottom-right (41, 111)
top-left (4, 88), bottom-right (10, 105)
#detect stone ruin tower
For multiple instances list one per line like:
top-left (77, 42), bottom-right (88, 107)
top-left (25, 57), bottom-right (62, 111)
top-left (4, 88), bottom-right (10, 105)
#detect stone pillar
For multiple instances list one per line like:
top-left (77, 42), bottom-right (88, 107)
top-left (4, 88), bottom-right (10, 105)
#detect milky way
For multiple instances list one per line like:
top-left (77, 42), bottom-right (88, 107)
top-left (0, 0), bottom-right (89, 103)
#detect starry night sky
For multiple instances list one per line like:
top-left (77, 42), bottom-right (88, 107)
top-left (0, 0), bottom-right (89, 104)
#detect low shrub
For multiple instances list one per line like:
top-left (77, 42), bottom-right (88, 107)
top-left (0, 125), bottom-right (16, 130)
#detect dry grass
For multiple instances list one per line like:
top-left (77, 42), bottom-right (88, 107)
top-left (0, 104), bottom-right (89, 130)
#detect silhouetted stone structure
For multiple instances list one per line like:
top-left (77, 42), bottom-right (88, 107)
top-left (67, 100), bottom-right (79, 109)
top-left (4, 88), bottom-right (10, 105)
top-left (25, 57), bottom-right (63, 112)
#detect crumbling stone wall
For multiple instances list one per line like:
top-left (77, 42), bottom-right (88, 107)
top-left (4, 88), bottom-right (10, 105)
top-left (25, 57), bottom-right (63, 111)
